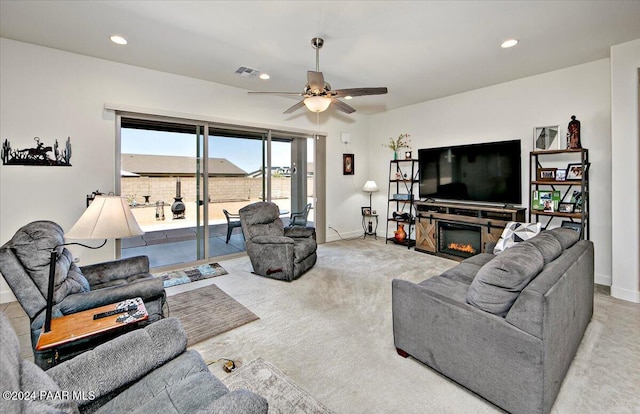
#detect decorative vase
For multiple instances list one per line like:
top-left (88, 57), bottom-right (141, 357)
top-left (394, 224), bottom-right (406, 242)
top-left (393, 151), bottom-right (398, 160)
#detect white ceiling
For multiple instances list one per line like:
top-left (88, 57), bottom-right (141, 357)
top-left (2, 1), bottom-right (640, 115)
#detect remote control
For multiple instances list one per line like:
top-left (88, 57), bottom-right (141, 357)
top-left (93, 304), bottom-right (138, 320)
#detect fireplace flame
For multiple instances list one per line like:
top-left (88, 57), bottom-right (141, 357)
top-left (448, 242), bottom-right (476, 254)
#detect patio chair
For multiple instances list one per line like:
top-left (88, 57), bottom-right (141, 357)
top-left (223, 209), bottom-right (243, 244)
top-left (289, 203), bottom-right (312, 227)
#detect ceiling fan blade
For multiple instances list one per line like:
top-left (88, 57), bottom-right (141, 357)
top-left (283, 100), bottom-right (306, 114)
top-left (331, 87), bottom-right (388, 97)
top-left (248, 91), bottom-right (304, 96)
top-left (307, 71), bottom-right (325, 93)
top-left (331, 98), bottom-right (356, 114)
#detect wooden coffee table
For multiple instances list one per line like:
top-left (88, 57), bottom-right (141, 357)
top-left (36, 298), bottom-right (148, 352)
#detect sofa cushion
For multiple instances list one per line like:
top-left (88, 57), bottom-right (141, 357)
top-left (440, 262), bottom-right (482, 285)
top-left (526, 232), bottom-right (562, 265)
top-left (547, 227), bottom-right (580, 250)
top-left (467, 242), bottom-right (545, 317)
top-left (493, 221), bottom-right (541, 254)
top-left (20, 360), bottom-right (78, 414)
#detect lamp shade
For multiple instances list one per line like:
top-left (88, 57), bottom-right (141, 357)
top-left (362, 181), bottom-right (379, 193)
top-left (65, 196), bottom-right (144, 240)
top-left (303, 96), bottom-right (331, 113)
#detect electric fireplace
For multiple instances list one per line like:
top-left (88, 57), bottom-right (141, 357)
top-left (438, 222), bottom-right (481, 259)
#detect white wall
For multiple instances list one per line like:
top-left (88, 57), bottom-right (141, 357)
top-left (0, 38), bottom-right (371, 302)
top-left (367, 60), bottom-right (613, 284)
top-left (611, 39), bottom-right (640, 303)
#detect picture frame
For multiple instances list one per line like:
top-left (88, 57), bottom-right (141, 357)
top-left (561, 220), bottom-right (582, 235)
top-left (533, 125), bottom-right (560, 150)
top-left (404, 151), bottom-right (412, 159)
top-left (571, 190), bottom-right (583, 212)
top-left (343, 153), bottom-right (354, 175)
top-left (555, 168), bottom-right (567, 181)
top-left (566, 163), bottom-right (588, 180)
top-left (361, 206), bottom-right (371, 216)
top-left (532, 190), bottom-right (561, 211)
top-left (558, 202), bottom-right (575, 213)
top-left (537, 167), bottom-right (556, 181)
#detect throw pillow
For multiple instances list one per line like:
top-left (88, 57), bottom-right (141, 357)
top-left (493, 221), bottom-right (541, 254)
top-left (467, 242), bottom-right (544, 317)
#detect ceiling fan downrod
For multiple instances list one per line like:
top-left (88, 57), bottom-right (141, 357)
top-left (311, 37), bottom-right (324, 72)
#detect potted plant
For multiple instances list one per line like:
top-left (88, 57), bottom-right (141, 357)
top-left (384, 133), bottom-right (411, 160)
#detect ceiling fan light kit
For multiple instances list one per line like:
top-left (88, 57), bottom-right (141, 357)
top-left (304, 96), bottom-right (332, 112)
top-left (248, 37), bottom-right (388, 114)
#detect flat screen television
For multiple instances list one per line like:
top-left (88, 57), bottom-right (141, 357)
top-left (418, 139), bottom-right (522, 205)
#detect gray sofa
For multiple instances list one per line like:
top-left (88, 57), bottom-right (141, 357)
top-left (239, 202), bottom-right (317, 281)
top-left (0, 311), bottom-right (268, 414)
top-left (392, 228), bottom-right (594, 414)
top-left (0, 221), bottom-right (166, 369)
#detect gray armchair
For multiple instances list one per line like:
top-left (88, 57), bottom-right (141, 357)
top-left (0, 311), bottom-right (268, 414)
top-left (0, 220), bottom-right (165, 369)
top-left (239, 202), bottom-right (317, 281)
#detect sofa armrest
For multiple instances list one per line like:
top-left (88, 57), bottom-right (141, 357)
top-left (47, 318), bottom-right (186, 406)
top-left (55, 276), bottom-right (164, 316)
top-left (81, 256), bottom-right (150, 287)
top-left (284, 226), bottom-right (315, 239)
top-left (196, 389), bottom-right (268, 414)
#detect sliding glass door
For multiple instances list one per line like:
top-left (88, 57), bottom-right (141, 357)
top-left (118, 115), bottom-right (318, 270)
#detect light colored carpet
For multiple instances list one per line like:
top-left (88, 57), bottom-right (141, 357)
top-left (155, 262), bottom-right (228, 288)
top-left (223, 357), bottom-right (334, 414)
top-left (167, 283), bottom-right (258, 346)
top-left (192, 238), bottom-right (640, 414)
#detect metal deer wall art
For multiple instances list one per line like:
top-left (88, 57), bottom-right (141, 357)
top-left (1, 136), bottom-right (72, 166)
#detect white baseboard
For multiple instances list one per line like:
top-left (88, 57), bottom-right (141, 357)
top-left (611, 286), bottom-right (640, 303)
top-left (326, 229), bottom-right (365, 243)
top-left (594, 273), bottom-right (612, 286)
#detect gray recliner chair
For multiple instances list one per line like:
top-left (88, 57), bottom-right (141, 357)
top-left (239, 202), bottom-right (317, 281)
top-left (0, 311), bottom-right (268, 414)
top-left (0, 220), bottom-right (166, 369)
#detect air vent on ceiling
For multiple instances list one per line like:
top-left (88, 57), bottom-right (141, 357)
top-left (235, 66), bottom-right (261, 78)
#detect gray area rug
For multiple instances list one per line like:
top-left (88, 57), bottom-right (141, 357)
top-left (167, 284), bottom-right (259, 346)
top-left (223, 357), bottom-right (335, 414)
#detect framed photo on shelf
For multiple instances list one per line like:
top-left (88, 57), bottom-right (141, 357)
top-left (561, 220), bottom-right (582, 235)
top-left (558, 202), bottom-right (575, 213)
top-left (343, 154), bottom-right (354, 175)
top-left (533, 125), bottom-right (560, 150)
top-left (555, 168), bottom-right (567, 181)
top-left (566, 162), bottom-right (589, 180)
top-left (532, 190), bottom-right (561, 211)
top-left (537, 168), bottom-right (556, 181)
top-left (361, 207), bottom-right (371, 216)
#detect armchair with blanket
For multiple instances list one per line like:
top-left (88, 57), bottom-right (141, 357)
top-left (0, 221), bottom-right (165, 369)
top-left (239, 202), bottom-right (317, 281)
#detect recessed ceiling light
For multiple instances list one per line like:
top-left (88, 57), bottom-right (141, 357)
top-left (259, 73), bottom-right (270, 80)
top-left (344, 96), bottom-right (353, 100)
top-left (501, 39), bottom-right (518, 48)
top-left (110, 35), bottom-right (128, 45)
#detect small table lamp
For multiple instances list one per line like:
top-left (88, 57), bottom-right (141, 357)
top-left (362, 180), bottom-right (379, 209)
top-left (43, 196), bottom-right (144, 332)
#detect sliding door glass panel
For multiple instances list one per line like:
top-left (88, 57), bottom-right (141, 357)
top-left (206, 131), bottom-right (266, 256)
top-left (120, 119), bottom-right (204, 268)
top-left (307, 137), bottom-right (316, 226)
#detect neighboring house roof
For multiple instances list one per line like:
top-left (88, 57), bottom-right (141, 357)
top-left (121, 154), bottom-right (246, 176)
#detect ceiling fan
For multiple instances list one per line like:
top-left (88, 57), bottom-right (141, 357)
top-left (248, 37), bottom-right (388, 114)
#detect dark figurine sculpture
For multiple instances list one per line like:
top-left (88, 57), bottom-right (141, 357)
top-left (567, 115), bottom-right (581, 149)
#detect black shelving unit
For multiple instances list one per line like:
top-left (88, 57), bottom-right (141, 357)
top-left (529, 148), bottom-right (589, 239)
top-left (386, 159), bottom-right (419, 248)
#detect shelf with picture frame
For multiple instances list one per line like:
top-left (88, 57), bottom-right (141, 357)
top-left (529, 148), bottom-right (589, 239)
